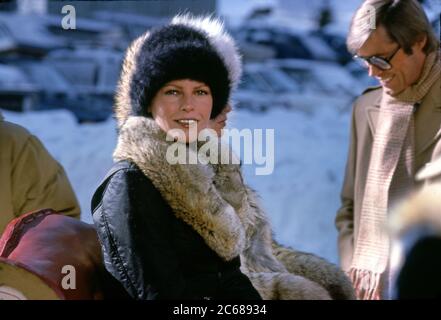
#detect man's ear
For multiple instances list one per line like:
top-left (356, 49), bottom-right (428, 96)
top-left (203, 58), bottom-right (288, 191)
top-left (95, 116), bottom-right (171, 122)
top-left (414, 33), bottom-right (427, 51)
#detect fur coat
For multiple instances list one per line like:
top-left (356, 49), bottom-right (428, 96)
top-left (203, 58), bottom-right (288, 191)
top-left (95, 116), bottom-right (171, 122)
top-left (112, 116), bottom-right (355, 300)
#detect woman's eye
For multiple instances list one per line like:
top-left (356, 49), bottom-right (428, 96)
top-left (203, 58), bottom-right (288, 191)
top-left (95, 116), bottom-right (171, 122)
top-left (164, 89), bottom-right (179, 95)
top-left (196, 89), bottom-right (209, 95)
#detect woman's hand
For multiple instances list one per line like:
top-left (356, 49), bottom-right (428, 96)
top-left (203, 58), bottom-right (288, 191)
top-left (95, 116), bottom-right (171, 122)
top-left (209, 105), bottom-right (232, 136)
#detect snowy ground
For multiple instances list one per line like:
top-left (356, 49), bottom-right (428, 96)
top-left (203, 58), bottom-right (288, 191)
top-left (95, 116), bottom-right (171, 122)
top-left (2, 105), bottom-right (351, 265)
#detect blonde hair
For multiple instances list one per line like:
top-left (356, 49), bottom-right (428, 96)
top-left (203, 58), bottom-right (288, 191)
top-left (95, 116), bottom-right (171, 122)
top-left (347, 0), bottom-right (439, 55)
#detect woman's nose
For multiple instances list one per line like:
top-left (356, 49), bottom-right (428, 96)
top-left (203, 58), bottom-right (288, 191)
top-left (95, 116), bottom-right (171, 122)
top-left (180, 95), bottom-right (195, 112)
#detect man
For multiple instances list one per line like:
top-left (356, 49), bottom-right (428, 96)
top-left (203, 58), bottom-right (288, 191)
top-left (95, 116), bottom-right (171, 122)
top-left (335, 0), bottom-right (440, 300)
top-left (0, 110), bottom-right (80, 234)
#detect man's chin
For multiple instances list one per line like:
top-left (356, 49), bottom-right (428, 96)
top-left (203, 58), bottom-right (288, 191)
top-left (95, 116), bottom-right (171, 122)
top-left (383, 85), bottom-right (403, 97)
top-left (384, 86), bottom-right (395, 95)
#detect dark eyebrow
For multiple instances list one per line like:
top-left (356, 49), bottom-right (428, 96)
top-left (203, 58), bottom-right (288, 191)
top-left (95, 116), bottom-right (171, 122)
top-left (360, 48), bottom-right (396, 58)
top-left (163, 83), bottom-right (209, 90)
top-left (358, 52), bottom-right (384, 59)
top-left (194, 84), bottom-right (210, 89)
top-left (375, 51), bottom-right (390, 57)
top-left (163, 83), bottom-right (182, 89)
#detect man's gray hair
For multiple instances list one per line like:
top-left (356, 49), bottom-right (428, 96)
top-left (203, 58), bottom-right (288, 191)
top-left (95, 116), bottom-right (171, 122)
top-left (347, 0), bottom-right (439, 55)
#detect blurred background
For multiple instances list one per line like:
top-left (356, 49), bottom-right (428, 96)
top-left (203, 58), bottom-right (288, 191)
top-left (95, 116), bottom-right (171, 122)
top-left (0, 0), bottom-right (439, 264)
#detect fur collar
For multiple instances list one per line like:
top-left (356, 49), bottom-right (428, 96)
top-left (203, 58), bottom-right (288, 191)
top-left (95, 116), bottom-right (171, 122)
top-left (113, 116), bottom-right (285, 272)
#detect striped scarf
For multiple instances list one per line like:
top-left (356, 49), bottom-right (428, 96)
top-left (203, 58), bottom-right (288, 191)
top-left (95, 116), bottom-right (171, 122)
top-left (349, 50), bottom-right (441, 300)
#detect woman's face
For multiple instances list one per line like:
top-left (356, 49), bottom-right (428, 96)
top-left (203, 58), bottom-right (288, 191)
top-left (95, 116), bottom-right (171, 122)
top-left (150, 79), bottom-right (213, 143)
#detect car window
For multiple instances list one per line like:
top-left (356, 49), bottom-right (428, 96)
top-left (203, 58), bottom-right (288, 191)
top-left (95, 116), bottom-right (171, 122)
top-left (283, 34), bottom-right (312, 59)
top-left (239, 72), bottom-right (271, 92)
top-left (100, 60), bottom-right (121, 87)
top-left (251, 30), bottom-right (273, 43)
top-left (257, 70), bottom-right (291, 93)
top-left (50, 59), bottom-right (99, 87)
top-left (279, 67), bottom-right (325, 93)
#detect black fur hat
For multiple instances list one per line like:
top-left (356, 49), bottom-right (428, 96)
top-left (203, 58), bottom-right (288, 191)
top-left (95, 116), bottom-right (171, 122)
top-left (115, 15), bottom-right (242, 128)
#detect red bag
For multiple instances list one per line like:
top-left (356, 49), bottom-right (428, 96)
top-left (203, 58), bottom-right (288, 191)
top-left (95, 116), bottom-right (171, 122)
top-left (0, 209), bottom-right (126, 300)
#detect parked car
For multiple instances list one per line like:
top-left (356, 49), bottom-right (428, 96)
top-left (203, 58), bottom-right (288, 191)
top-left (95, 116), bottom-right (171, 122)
top-left (42, 48), bottom-right (123, 122)
top-left (234, 61), bottom-right (355, 114)
top-left (311, 29), bottom-right (353, 65)
top-left (93, 11), bottom-right (167, 44)
top-left (0, 64), bottom-right (39, 112)
top-left (6, 47), bottom-right (123, 123)
top-left (0, 12), bottom-right (66, 58)
top-left (233, 22), bottom-right (338, 62)
top-left (269, 59), bottom-right (365, 103)
top-left (233, 63), bottom-right (297, 112)
top-left (44, 15), bottom-right (123, 49)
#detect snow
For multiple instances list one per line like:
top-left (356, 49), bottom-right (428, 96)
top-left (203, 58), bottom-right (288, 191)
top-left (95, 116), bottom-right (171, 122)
top-left (1, 105), bottom-right (350, 265)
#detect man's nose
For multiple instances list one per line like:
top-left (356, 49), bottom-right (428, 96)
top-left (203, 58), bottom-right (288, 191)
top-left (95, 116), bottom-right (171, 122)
top-left (368, 64), bottom-right (384, 78)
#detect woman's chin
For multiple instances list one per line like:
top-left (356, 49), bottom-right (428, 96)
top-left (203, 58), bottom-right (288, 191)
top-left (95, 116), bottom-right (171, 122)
top-left (167, 131), bottom-right (199, 144)
top-left (163, 123), bottom-right (212, 144)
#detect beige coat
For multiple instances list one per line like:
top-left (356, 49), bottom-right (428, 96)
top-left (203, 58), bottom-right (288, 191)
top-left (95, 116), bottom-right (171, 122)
top-left (0, 112), bottom-right (80, 234)
top-left (335, 76), bottom-right (441, 271)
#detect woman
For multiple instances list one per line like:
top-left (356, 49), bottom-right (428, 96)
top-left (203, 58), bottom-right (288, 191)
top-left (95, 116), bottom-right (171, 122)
top-left (91, 15), bottom-right (355, 300)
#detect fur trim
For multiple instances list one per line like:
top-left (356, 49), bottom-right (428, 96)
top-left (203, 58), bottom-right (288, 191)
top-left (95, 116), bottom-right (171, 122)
top-left (390, 184), bottom-right (441, 237)
top-left (113, 116), bottom-right (355, 299)
top-left (246, 272), bottom-right (331, 300)
top-left (272, 242), bottom-right (356, 300)
top-left (171, 14), bottom-right (242, 90)
top-left (115, 32), bottom-right (151, 129)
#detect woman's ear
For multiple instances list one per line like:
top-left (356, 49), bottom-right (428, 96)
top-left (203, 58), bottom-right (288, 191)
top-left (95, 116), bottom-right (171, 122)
top-left (209, 104), bottom-right (231, 137)
top-left (146, 105), bottom-right (153, 117)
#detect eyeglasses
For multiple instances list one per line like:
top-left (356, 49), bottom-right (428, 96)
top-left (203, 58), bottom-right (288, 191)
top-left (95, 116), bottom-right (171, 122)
top-left (354, 45), bottom-right (401, 71)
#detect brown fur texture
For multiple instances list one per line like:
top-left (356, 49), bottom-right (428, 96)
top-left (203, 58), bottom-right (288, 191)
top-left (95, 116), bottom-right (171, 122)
top-left (113, 116), bottom-right (355, 300)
